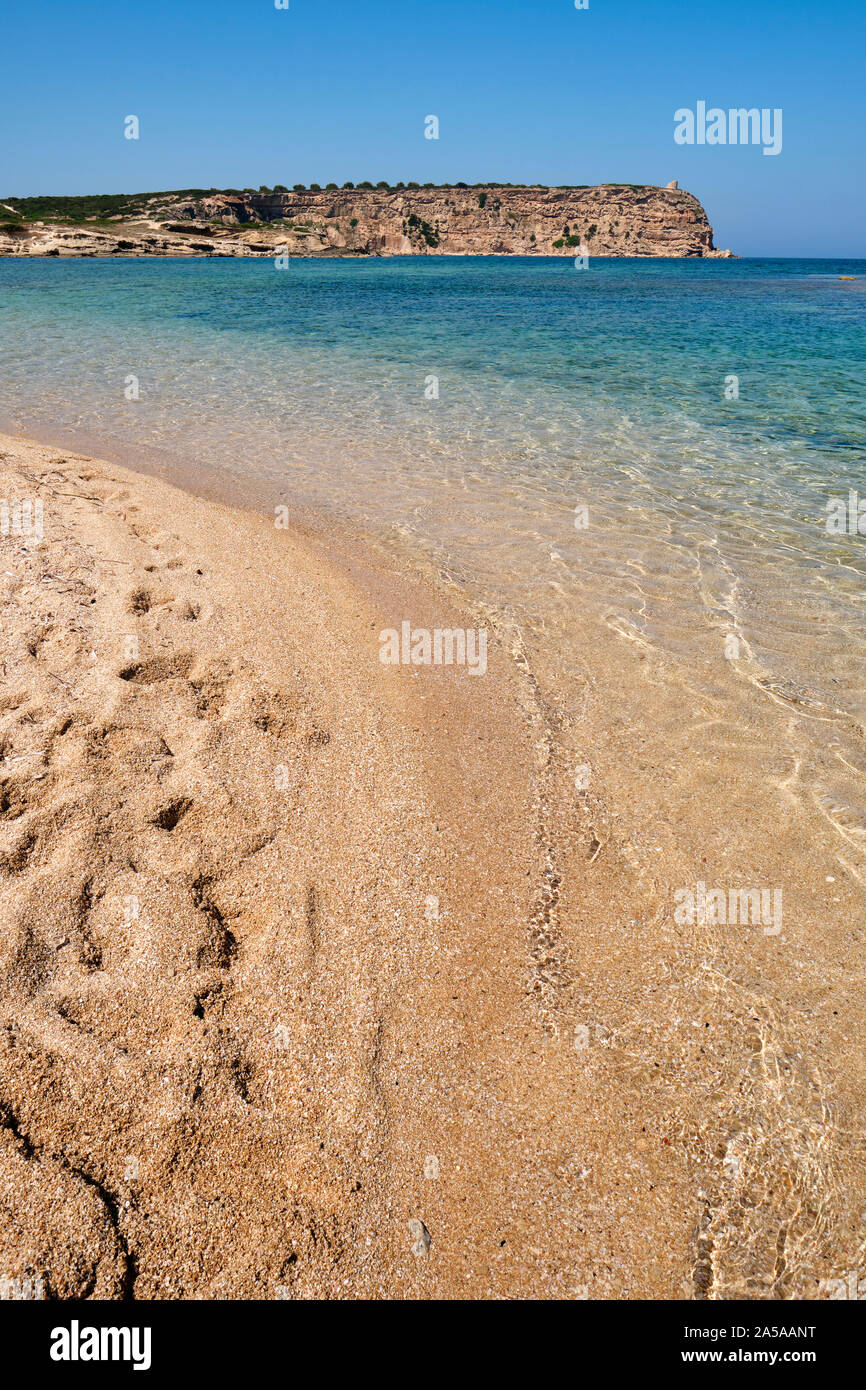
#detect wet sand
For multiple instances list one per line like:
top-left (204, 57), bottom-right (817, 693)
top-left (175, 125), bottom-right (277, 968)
top-left (0, 431), bottom-right (864, 1300)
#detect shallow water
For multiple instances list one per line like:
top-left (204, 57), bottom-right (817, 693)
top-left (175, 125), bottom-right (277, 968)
top-left (1, 255), bottom-right (864, 727)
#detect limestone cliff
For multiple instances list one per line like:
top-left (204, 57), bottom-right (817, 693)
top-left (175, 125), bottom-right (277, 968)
top-left (0, 183), bottom-right (732, 258)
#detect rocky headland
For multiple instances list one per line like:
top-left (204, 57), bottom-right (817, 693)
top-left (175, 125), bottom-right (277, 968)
top-left (0, 182), bottom-right (732, 258)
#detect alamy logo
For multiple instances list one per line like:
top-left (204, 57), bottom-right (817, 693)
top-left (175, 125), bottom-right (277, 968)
top-left (0, 1273), bottom-right (43, 1300)
top-left (50, 1321), bottom-right (152, 1371)
top-left (674, 102), bottom-right (782, 156)
top-left (825, 491), bottom-right (866, 535)
top-left (674, 881), bottom-right (782, 935)
top-left (0, 497), bottom-right (43, 545)
top-left (379, 622), bottom-right (487, 675)
top-left (819, 1270), bottom-right (865, 1300)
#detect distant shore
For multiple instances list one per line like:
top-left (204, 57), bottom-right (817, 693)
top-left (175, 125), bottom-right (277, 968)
top-left (0, 182), bottom-right (732, 258)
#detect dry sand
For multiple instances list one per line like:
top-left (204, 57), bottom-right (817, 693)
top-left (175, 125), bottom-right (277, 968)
top-left (0, 432), bottom-right (864, 1300)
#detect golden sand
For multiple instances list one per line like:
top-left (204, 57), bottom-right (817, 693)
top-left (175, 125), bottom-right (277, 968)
top-left (0, 433), bottom-right (864, 1300)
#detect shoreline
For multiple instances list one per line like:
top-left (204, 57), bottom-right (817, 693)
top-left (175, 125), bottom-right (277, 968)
top-left (0, 250), bottom-right (735, 260)
top-left (2, 429), bottom-right (865, 1299)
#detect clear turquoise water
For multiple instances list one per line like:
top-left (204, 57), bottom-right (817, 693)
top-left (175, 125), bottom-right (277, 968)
top-left (1, 254), bottom-right (865, 730)
top-left (1, 255), bottom-right (863, 492)
top-left (1, 255), bottom-right (863, 521)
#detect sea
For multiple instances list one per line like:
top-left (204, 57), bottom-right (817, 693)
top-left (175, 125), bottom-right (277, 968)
top-left (2, 253), bottom-right (865, 884)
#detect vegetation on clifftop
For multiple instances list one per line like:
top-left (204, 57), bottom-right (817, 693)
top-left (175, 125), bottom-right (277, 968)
top-left (0, 184), bottom-right (643, 226)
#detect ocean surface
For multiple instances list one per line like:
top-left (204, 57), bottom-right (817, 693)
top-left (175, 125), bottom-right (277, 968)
top-left (1, 255), bottom-right (865, 849)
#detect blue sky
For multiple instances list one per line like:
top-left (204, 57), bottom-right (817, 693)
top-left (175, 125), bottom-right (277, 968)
top-left (2, 0), bottom-right (863, 256)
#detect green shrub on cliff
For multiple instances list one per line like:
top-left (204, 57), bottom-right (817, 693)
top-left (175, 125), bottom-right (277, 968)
top-left (407, 211), bottom-right (440, 247)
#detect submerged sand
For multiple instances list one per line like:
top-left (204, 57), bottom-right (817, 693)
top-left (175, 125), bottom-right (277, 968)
top-left (0, 432), bottom-right (864, 1300)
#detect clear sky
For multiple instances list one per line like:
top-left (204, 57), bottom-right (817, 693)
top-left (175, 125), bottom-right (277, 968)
top-left (2, 0), bottom-right (863, 256)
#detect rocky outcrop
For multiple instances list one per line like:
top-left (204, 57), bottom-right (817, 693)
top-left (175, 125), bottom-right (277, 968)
top-left (0, 184), bottom-right (732, 258)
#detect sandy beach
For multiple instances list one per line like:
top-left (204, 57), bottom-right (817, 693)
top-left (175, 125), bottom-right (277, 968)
top-left (1, 430), bottom-right (865, 1302)
top-left (0, 431), bottom-right (575, 1298)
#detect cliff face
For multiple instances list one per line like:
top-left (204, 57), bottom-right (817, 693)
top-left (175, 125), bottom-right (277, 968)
top-left (0, 184), bottom-right (731, 258)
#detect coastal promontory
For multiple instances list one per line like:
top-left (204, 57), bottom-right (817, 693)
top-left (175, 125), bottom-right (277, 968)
top-left (0, 182), bottom-right (732, 258)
